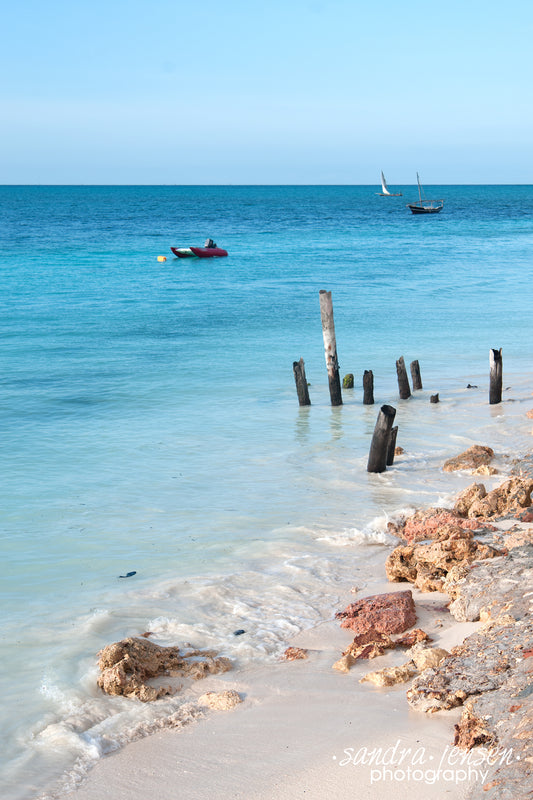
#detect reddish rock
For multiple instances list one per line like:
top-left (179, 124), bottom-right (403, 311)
top-left (388, 507), bottom-right (486, 544)
top-left (335, 590), bottom-right (416, 635)
top-left (443, 445), bottom-right (494, 473)
top-left (394, 628), bottom-right (432, 646)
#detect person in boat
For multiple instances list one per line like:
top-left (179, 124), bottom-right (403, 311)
top-left (204, 238), bottom-right (217, 249)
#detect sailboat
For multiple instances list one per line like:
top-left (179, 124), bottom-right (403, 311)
top-left (407, 173), bottom-right (443, 214)
top-left (377, 171), bottom-right (402, 196)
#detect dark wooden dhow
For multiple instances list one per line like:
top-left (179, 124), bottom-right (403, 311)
top-left (293, 358), bottom-right (311, 406)
top-left (489, 348), bottom-right (502, 405)
top-left (396, 356), bottom-right (411, 400)
top-left (319, 290), bottom-right (342, 406)
top-left (363, 370), bottom-right (374, 405)
top-left (410, 360), bottom-right (422, 391)
top-left (367, 405), bottom-right (397, 473)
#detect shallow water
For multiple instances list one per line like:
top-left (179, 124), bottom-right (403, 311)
top-left (1, 185), bottom-right (532, 799)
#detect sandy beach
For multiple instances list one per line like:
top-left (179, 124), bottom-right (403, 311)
top-left (58, 579), bottom-right (482, 800)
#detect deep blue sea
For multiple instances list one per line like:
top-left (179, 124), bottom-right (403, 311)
top-left (1, 185), bottom-right (533, 799)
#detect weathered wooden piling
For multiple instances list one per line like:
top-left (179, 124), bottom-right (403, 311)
top-left (396, 356), bottom-right (411, 400)
top-left (367, 404), bottom-right (397, 473)
top-left (489, 348), bottom-right (502, 405)
top-left (410, 360), bottom-right (423, 391)
top-left (386, 425), bottom-right (398, 466)
top-left (363, 370), bottom-right (374, 405)
top-left (293, 358), bottom-right (311, 406)
top-left (430, 393), bottom-right (440, 404)
top-left (319, 290), bottom-right (342, 406)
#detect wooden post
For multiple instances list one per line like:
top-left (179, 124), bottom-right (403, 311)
top-left (319, 290), bottom-right (342, 406)
top-left (367, 405), bottom-right (397, 473)
top-left (396, 356), bottom-right (411, 399)
top-left (430, 393), bottom-right (440, 403)
top-left (489, 348), bottom-right (502, 405)
top-left (410, 360), bottom-right (422, 390)
top-left (343, 373), bottom-right (354, 389)
top-left (293, 358), bottom-right (311, 406)
top-left (386, 425), bottom-right (398, 466)
top-left (363, 370), bottom-right (374, 405)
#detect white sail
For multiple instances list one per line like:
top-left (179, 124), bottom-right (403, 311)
top-left (381, 171), bottom-right (391, 195)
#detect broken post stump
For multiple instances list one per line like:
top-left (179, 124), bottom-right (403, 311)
top-left (386, 425), bottom-right (398, 466)
top-left (319, 290), bottom-right (342, 406)
top-left (489, 348), bottom-right (502, 405)
top-left (343, 373), bottom-right (354, 389)
top-left (363, 370), bottom-right (374, 405)
top-left (430, 393), bottom-right (440, 403)
top-left (367, 405), bottom-right (397, 473)
top-left (293, 358), bottom-right (311, 406)
top-left (396, 356), bottom-right (411, 400)
top-left (410, 360), bottom-right (422, 391)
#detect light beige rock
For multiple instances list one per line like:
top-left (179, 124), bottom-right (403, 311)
top-left (360, 662), bottom-right (417, 687)
top-left (332, 654), bottom-right (356, 673)
top-left (198, 690), bottom-right (242, 711)
top-left (409, 645), bottom-right (450, 671)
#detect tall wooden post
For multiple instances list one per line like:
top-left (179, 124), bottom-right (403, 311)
top-left (363, 370), bottom-right (374, 405)
top-left (396, 356), bottom-right (411, 400)
top-left (410, 360), bottom-right (422, 391)
top-left (489, 348), bottom-right (502, 405)
top-left (367, 405), bottom-right (397, 473)
top-left (319, 290), bottom-right (342, 406)
top-left (293, 358), bottom-right (311, 406)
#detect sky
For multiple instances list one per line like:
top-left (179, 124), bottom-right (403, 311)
top-left (1, 0), bottom-right (532, 184)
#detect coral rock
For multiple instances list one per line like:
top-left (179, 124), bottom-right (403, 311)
top-left (282, 647), bottom-right (309, 661)
top-left (360, 662), bottom-right (417, 687)
top-left (97, 637), bottom-right (232, 701)
top-left (198, 690), bottom-right (242, 711)
top-left (409, 644), bottom-right (450, 671)
top-left (442, 445), bottom-right (494, 473)
top-left (467, 477), bottom-right (533, 518)
top-left (335, 590), bottom-right (416, 635)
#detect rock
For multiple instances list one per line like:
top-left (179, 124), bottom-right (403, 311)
top-left (453, 483), bottom-right (487, 517)
top-left (406, 618), bottom-right (533, 713)
top-left (395, 446), bottom-right (405, 455)
top-left (386, 527), bottom-right (501, 592)
top-left (282, 647), bottom-right (308, 661)
top-left (446, 544), bottom-right (533, 622)
top-left (360, 662), bottom-right (417, 687)
top-left (526, 409), bottom-right (533, 419)
top-left (472, 465), bottom-right (499, 476)
top-left (332, 654), bottom-right (356, 673)
top-left (467, 477), bottom-right (533, 518)
top-left (443, 445), bottom-right (494, 473)
top-left (335, 590), bottom-right (416, 635)
top-left (342, 631), bottom-right (394, 662)
top-left (394, 628), bottom-right (432, 647)
top-left (409, 644), bottom-right (450, 671)
top-left (388, 507), bottom-right (485, 544)
top-left (97, 637), bottom-right (232, 701)
top-left (198, 690), bottom-right (242, 711)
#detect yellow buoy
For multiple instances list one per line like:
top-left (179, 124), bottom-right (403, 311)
top-left (157, 256), bottom-right (167, 262)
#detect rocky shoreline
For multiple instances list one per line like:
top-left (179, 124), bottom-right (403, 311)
top-left (332, 445), bottom-right (533, 799)
top-left (95, 445), bottom-right (533, 799)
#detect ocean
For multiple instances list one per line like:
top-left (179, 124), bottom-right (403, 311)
top-left (1, 184), bottom-right (532, 799)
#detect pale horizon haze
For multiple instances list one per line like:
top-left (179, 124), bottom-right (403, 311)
top-left (1, 0), bottom-right (532, 185)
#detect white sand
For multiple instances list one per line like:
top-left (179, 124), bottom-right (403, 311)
top-left (64, 579), bottom-right (484, 800)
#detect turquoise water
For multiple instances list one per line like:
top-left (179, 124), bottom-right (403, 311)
top-left (1, 185), bottom-right (533, 799)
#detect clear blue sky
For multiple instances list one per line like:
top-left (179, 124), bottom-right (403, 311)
top-left (1, 0), bottom-right (531, 184)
